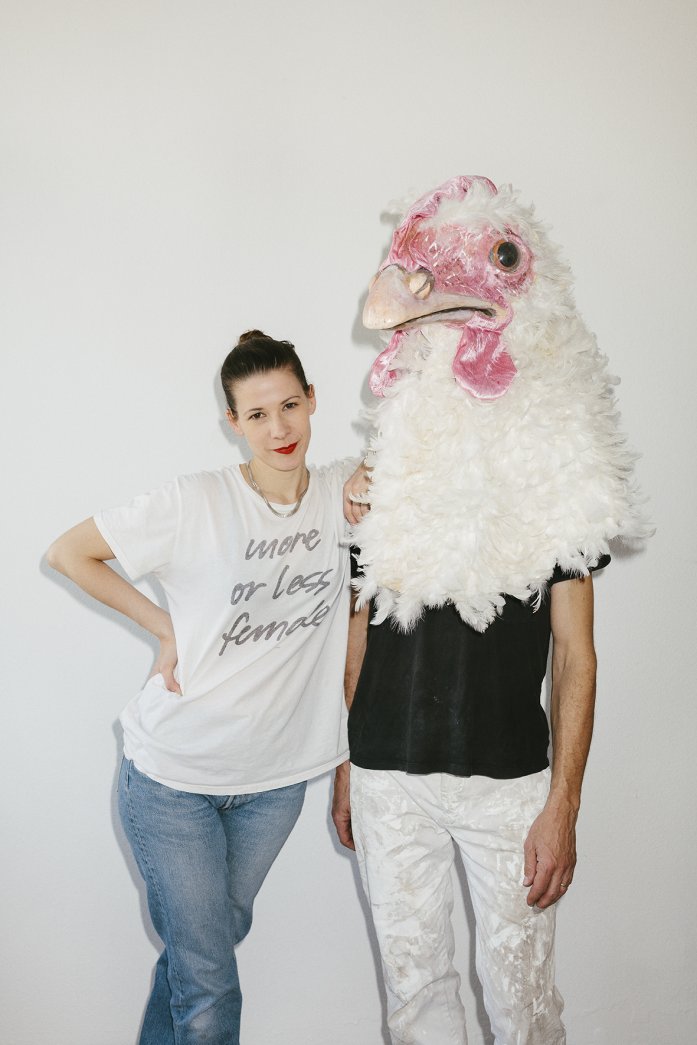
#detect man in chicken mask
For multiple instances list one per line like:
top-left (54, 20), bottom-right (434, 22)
top-left (332, 176), bottom-right (650, 1045)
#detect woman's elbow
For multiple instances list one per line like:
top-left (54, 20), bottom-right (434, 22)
top-left (46, 518), bottom-right (104, 575)
top-left (46, 535), bottom-right (68, 573)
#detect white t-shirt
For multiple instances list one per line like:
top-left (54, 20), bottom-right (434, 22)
top-left (94, 461), bottom-right (354, 795)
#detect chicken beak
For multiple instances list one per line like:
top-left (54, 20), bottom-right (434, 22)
top-left (363, 264), bottom-right (496, 330)
top-left (363, 266), bottom-right (429, 330)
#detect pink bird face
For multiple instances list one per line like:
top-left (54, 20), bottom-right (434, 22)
top-left (364, 176), bottom-right (535, 400)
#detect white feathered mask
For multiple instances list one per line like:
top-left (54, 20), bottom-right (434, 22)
top-left (354, 175), bottom-right (651, 632)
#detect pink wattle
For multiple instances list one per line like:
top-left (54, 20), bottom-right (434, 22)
top-left (451, 327), bottom-right (517, 399)
top-left (369, 331), bottom-right (407, 397)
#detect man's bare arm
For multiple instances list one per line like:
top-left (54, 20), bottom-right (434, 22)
top-left (523, 575), bottom-right (597, 908)
top-left (332, 594), bottom-right (369, 850)
top-left (343, 595), bottom-right (369, 712)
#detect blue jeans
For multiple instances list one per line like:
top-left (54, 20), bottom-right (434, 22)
top-left (118, 758), bottom-right (306, 1045)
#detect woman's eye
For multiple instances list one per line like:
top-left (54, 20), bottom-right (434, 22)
top-left (283, 401), bottom-right (298, 411)
top-left (249, 412), bottom-right (263, 421)
top-left (490, 240), bottom-right (520, 271)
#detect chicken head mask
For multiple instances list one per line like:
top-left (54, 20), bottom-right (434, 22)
top-left (353, 176), bottom-right (651, 631)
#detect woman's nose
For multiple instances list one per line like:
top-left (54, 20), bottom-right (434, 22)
top-left (270, 412), bottom-right (291, 439)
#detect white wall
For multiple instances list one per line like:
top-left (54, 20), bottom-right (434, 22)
top-left (2, 2), bottom-right (695, 1042)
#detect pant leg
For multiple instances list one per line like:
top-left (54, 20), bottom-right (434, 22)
top-left (140, 951), bottom-right (176, 1045)
top-left (448, 770), bottom-right (565, 1045)
top-left (119, 760), bottom-right (307, 1045)
top-left (119, 758), bottom-right (241, 1045)
top-left (220, 781), bottom-right (306, 946)
top-left (350, 765), bottom-right (468, 1045)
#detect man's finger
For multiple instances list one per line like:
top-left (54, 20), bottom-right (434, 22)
top-left (522, 841), bottom-right (537, 887)
top-left (526, 861), bottom-right (555, 907)
top-left (332, 814), bottom-right (355, 851)
top-left (534, 871), bottom-right (570, 909)
top-left (341, 825), bottom-right (355, 851)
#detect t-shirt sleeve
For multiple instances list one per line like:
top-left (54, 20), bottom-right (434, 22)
top-left (549, 553), bottom-right (611, 586)
top-left (93, 480), bottom-right (180, 581)
top-left (336, 455), bottom-right (362, 484)
top-left (311, 457), bottom-right (362, 519)
top-left (313, 456), bottom-right (361, 486)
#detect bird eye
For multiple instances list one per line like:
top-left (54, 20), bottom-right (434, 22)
top-left (490, 240), bottom-right (520, 271)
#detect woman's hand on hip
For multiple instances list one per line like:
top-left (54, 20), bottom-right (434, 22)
top-left (152, 630), bottom-right (182, 694)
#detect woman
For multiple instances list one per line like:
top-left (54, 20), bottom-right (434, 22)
top-left (47, 330), bottom-right (355, 1045)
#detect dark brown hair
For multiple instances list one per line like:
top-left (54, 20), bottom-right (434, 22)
top-left (220, 330), bottom-right (311, 416)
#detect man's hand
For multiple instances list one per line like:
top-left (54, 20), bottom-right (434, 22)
top-left (343, 461), bottom-right (372, 526)
top-left (332, 761), bottom-right (354, 850)
top-left (523, 799), bottom-right (578, 908)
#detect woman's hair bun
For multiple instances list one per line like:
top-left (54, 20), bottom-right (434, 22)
top-left (237, 329), bottom-right (270, 345)
top-left (221, 330), bottom-right (310, 415)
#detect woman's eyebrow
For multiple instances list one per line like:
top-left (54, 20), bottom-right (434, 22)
top-left (244, 395), bottom-right (300, 416)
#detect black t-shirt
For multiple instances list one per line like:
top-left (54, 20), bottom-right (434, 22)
top-left (348, 558), bottom-right (609, 780)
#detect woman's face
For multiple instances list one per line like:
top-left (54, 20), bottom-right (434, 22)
top-left (227, 368), bottom-right (316, 472)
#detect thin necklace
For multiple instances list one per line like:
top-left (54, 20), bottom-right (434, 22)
top-left (245, 460), bottom-right (310, 519)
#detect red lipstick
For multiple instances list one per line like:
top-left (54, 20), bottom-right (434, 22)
top-left (274, 443), bottom-right (298, 455)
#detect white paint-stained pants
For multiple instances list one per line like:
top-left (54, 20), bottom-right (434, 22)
top-left (350, 766), bottom-right (565, 1045)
